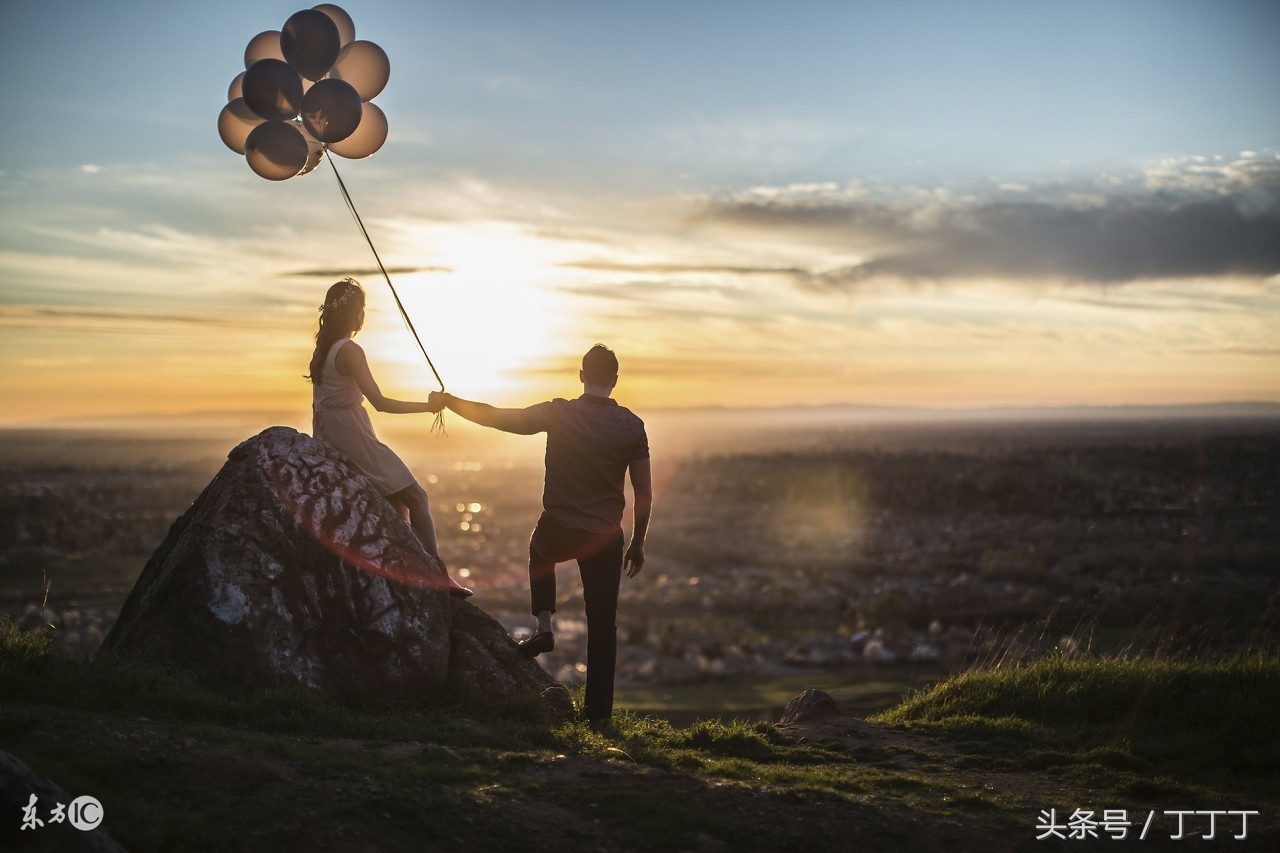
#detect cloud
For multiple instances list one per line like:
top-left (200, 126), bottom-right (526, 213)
top-left (506, 350), bottom-right (831, 383)
top-left (19, 356), bottom-right (93, 367)
top-left (555, 282), bottom-right (759, 326)
top-left (286, 265), bottom-right (453, 278)
top-left (477, 75), bottom-right (547, 100)
top-left (658, 117), bottom-right (857, 174)
top-left (1180, 345), bottom-right (1280, 358)
top-left (1058, 279), bottom-right (1278, 315)
top-left (562, 260), bottom-right (807, 277)
top-left (0, 304), bottom-right (267, 333)
top-left (695, 156), bottom-right (1280, 288)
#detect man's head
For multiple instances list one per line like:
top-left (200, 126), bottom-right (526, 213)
top-left (581, 344), bottom-right (619, 393)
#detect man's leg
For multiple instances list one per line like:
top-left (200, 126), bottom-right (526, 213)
top-left (528, 515), bottom-right (562, 619)
top-left (518, 519), bottom-right (565, 657)
top-left (577, 531), bottom-right (625, 722)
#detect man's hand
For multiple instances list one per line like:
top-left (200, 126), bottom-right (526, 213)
top-left (624, 541), bottom-right (645, 578)
top-left (427, 390), bottom-right (447, 413)
top-left (626, 459), bottom-right (651, 580)
top-left (434, 393), bottom-right (539, 435)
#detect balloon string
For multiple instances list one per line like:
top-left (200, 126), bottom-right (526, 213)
top-left (324, 148), bottom-right (448, 436)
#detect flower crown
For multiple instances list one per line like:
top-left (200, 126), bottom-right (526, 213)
top-left (320, 280), bottom-right (361, 314)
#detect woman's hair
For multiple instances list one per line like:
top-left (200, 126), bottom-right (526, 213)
top-left (306, 278), bottom-right (366, 384)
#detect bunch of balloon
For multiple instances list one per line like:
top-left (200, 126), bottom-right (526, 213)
top-left (216, 5), bottom-right (450, 411)
top-left (217, 4), bottom-right (391, 180)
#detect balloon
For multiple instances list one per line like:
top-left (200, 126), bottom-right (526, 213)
top-left (242, 58), bottom-right (304, 121)
top-left (329, 40), bottom-right (390, 101)
top-left (218, 98), bottom-right (266, 154)
top-left (292, 119), bottom-right (326, 175)
top-left (281, 9), bottom-right (341, 81)
top-left (244, 121), bottom-right (309, 180)
top-left (312, 4), bottom-right (356, 48)
top-left (301, 78), bottom-right (362, 143)
top-left (328, 102), bottom-right (387, 159)
top-left (244, 30), bottom-right (286, 67)
top-left (224, 9), bottom-right (390, 177)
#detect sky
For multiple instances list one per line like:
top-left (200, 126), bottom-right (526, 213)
top-left (1, 0), bottom-right (1278, 424)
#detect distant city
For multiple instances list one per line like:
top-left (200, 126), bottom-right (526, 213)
top-left (2, 410), bottom-right (1277, 716)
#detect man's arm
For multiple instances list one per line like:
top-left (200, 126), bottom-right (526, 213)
top-left (624, 457), bottom-right (652, 578)
top-left (434, 392), bottom-right (541, 435)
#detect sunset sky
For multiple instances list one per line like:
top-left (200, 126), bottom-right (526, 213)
top-left (2, 0), bottom-right (1278, 425)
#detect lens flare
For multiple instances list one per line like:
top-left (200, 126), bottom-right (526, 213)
top-left (252, 433), bottom-right (456, 593)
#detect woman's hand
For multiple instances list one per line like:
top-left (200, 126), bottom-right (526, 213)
top-left (427, 391), bottom-right (447, 413)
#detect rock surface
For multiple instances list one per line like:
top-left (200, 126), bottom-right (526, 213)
top-left (777, 689), bottom-right (944, 752)
top-left (101, 427), bottom-right (564, 711)
top-left (778, 689), bottom-right (844, 725)
top-left (449, 601), bottom-right (574, 717)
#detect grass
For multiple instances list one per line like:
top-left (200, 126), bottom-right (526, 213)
top-left (3, 617), bottom-right (1277, 850)
top-left (0, 616), bottom-right (557, 751)
top-left (615, 668), bottom-right (941, 724)
top-left (0, 615), bottom-right (54, 666)
top-left (872, 653), bottom-right (1280, 780)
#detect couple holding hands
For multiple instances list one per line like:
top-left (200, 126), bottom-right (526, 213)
top-left (308, 278), bottom-right (652, 723)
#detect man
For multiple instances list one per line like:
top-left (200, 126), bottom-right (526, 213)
top-left (430, 344), bottom-right (652, 724)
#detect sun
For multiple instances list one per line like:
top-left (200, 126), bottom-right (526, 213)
top-left (358, 221), bottom-right (575, 402)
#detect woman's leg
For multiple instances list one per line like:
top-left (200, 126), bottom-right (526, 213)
top-left (389, 482), bottom-right (467, 592)
top-left (389, 482), bottom-right (439, 558)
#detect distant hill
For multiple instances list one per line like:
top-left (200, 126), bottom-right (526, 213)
top-left (649, 400), bottom-right (1280, 421)
top-left (5, 400), bottom-right (1279, 433)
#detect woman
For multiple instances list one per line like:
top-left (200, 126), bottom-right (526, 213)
top-left (308, 278), bottom-right (471, 597)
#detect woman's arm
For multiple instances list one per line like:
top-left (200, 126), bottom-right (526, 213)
top-left (337, 342), bottom-right (442, 414)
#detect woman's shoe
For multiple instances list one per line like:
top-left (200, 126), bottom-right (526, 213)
top-left (517, 630), bottom-right (554, 658)
top-left (448, 585), bottom-right (473, 598)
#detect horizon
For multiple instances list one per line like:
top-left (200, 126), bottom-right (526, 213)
top-left (4, 400), bottom-right (1277, 460)
top-left (5, 397), bottom-right (1280, 428)
top-left (2, 1), bottom-right (1278, 419)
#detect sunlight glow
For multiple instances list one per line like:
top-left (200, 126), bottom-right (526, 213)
top-left (358, 222), bottom-right (578, 402)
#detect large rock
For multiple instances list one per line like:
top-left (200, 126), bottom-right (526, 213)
top-left (449, 601), bottom-right (572, 716)
top-left (101, 427), bottom-right (564, 712)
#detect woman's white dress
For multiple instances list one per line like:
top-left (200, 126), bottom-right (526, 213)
top-left (311, 338), bottom-right (416, 496)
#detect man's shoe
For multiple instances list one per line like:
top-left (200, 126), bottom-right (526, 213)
top-left (517, 630), bottom-right (554, 658)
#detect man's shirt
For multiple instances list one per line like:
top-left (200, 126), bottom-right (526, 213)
top-left (522, 394), bottom-right (649, 534)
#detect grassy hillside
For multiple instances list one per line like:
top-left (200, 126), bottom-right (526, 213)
top-left (2, 620), bottom-right (1276, 851)
top-left (875, 654), bottom-right (1280, 778)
